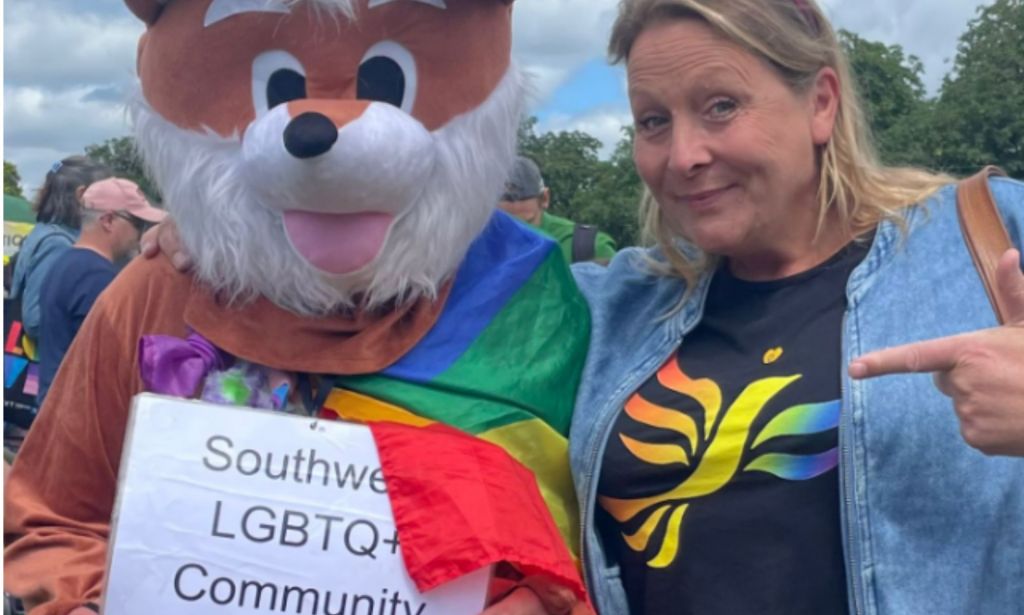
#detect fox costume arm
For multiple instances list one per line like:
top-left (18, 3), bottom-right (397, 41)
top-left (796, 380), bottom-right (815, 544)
top-left (4, 258), bottom-right (190, 613)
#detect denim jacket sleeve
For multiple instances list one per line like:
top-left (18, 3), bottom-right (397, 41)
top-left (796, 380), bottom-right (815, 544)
top-left (19, 232), bottom-right (74, 340)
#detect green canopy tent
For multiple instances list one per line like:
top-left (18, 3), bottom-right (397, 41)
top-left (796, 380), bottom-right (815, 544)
top-left (4, 194), bottom-right (34, 224)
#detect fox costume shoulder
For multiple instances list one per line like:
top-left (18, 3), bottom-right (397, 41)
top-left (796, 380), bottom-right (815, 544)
top-left (3, 2), bottom-right (591, 613)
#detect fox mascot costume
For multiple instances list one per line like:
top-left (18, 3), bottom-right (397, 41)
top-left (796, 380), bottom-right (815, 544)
top-left (3, 1), bottom-right (592, 613)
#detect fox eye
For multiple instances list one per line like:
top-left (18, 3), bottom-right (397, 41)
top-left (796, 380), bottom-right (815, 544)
top-left (357, 41), bottom-right (417, 114)
top-left (267, 69), bottom-right (306, 109)
top-left (252, 50), bottom-right (307, 116)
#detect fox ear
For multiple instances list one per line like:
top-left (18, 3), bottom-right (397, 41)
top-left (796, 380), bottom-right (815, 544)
top-left (125, 0), bottom-right (167, 25)
top-left (127, 0), bottom-right (511, 22)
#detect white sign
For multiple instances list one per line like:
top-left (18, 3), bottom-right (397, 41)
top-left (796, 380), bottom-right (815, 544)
top-left (103, 394), bottom-right (491, 615)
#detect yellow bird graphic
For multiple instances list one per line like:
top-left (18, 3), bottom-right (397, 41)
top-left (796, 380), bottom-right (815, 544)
top-left (600, 360), bottom-right (800, 568)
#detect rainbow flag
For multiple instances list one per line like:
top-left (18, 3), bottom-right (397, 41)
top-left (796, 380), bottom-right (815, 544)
top-left (322, 211), bottom-right (589, 557)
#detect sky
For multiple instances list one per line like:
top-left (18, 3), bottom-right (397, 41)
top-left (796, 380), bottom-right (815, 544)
top-left (3, 0), bottom-right (991, 195)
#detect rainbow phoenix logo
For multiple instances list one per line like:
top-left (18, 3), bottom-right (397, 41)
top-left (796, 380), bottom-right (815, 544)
top-left (600, 359), bottom-right (839, 569)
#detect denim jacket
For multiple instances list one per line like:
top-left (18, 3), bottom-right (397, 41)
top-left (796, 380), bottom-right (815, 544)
top-left (9, 223), bottom-right (77, 340)
top-left (569, 177), bottom-right (1024, 615)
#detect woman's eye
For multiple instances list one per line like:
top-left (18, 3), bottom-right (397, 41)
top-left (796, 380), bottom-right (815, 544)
top-left (636, 116), bottom-right (668, 133)
top-left (707, 98), bottom-right (738, 119)
top-left (357, 41), bottom-right (418, 114)
top-left (251, 50), bottom-right (307, 116)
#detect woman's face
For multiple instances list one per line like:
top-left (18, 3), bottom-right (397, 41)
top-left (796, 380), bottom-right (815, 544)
top-left (628, 18), bottom-right (837, 264)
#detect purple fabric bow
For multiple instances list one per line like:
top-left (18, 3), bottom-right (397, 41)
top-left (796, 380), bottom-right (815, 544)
top-left (139, 332), bottom-right (234, 398)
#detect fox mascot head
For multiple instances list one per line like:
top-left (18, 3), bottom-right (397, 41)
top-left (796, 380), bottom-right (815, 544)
top-left (126, 0), bottom-right (522, 315)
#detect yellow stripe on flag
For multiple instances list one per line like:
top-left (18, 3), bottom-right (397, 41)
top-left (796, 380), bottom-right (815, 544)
top-left (322, 388), bottom-right (435, 428)
top-left (480, 419), bottom-right (580, 557)
top-left (322, 389), bottom-right (579, 558)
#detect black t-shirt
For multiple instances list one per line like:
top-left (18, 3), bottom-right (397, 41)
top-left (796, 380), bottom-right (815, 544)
top-left (38, 248), bottom-right (116, 404)
top-left (598, 240), bottom-right (869, 615)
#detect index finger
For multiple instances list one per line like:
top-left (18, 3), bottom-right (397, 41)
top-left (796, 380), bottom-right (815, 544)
top-left (849, 334), bottom-right (965, 379)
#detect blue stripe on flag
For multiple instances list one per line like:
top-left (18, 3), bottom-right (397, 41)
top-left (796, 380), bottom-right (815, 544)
top-left (382, 211), bottom-right (555, 381)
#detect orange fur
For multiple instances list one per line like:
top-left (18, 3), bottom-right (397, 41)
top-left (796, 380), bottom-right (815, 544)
top-left (133, 0), bottom-right (513, 136)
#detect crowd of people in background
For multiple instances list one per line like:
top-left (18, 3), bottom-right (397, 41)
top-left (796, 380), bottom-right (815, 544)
top-left (36, 178), bottom-right (165, 404)
top-left (2, 160), bottom-right (163, 450)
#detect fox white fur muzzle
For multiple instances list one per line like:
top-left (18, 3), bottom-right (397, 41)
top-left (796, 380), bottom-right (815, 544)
top-left (131, 65), bottom-right (526, 315)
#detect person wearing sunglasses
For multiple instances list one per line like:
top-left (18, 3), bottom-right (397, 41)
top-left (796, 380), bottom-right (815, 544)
top-left (35, 178), bottom-right (166, 406)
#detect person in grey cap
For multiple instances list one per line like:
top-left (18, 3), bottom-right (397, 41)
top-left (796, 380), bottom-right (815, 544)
top-left (499, 156), bottom-right (617, 264)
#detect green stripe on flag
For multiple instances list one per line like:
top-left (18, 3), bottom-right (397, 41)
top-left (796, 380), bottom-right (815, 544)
top-left (340, 249), bottom-right (589, 436)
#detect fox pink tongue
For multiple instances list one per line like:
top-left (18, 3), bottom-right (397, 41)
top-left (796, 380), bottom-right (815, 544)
top-left (283, 211), bottom-right (393, 274)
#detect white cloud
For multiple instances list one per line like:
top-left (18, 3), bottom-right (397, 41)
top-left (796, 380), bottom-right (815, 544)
top-left (4, 1), bottom-right (143, 192)
top-left (5, 2), bottom-right (142, 90)
top-left (4, 84), bottom-right (135, 196)
top-left (512, 0), bottom-right (627, 157)
top-left (538, 108), bottom-right (634, 159)
top-left (4, 86), bottom-right (136, 193)
top-left (820, 0), bottom-right (988, 93)
top-left (4, 86), bottom-right (131, 151)
top-left (512, 0), bottom-right (619, 101)
top-left (2, 0), bottom-right (992, 190)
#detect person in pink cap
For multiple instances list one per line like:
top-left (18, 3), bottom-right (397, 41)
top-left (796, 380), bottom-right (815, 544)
top-left (35, 178), bottom-right (166, 406)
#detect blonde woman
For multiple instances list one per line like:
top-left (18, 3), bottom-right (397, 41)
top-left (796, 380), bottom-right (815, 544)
top-left (568, 1), bottom-right (1024, 614)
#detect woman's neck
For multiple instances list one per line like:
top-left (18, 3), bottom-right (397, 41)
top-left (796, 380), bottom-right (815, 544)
top-left (725, 214), bottom-right (857, 282)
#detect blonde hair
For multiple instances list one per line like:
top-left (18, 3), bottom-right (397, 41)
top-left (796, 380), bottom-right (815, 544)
top-left (610, 0), bottom-right (953, 286)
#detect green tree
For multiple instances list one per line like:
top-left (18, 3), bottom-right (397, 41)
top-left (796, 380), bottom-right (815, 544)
top-left (933, 0), bottom-right (1024, 177)
top-left (571, 127), bottom-right (644, 247)
top-left (519, 117), bottom-right (644, 246)
top-left (839, 30), bottom-right (936, 167)
top-left (4, 161), bottom-right (25, 198)
top-left (85, 137), bottom-right (163, 203)
top-left (518, 117), bottom-right (605, 216)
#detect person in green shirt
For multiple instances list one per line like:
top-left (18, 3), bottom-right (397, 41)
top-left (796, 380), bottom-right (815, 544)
top-left (499, 156), bottom-right (617, 264)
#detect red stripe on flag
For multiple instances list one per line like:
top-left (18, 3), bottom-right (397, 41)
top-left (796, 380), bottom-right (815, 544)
top-left (370, 421), bottom-right (588, 602)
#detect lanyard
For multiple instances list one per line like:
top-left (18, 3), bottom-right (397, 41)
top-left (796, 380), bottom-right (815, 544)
top-left (296, 373), bottom-right (337, 417)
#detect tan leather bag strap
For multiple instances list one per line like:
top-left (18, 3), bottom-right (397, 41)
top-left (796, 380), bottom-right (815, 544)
top-left (957, 166), bottom-right (1012, 324)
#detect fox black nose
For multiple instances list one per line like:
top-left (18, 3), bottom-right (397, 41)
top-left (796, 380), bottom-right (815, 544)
top-left (283, 112), bottom-right (339, 159)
